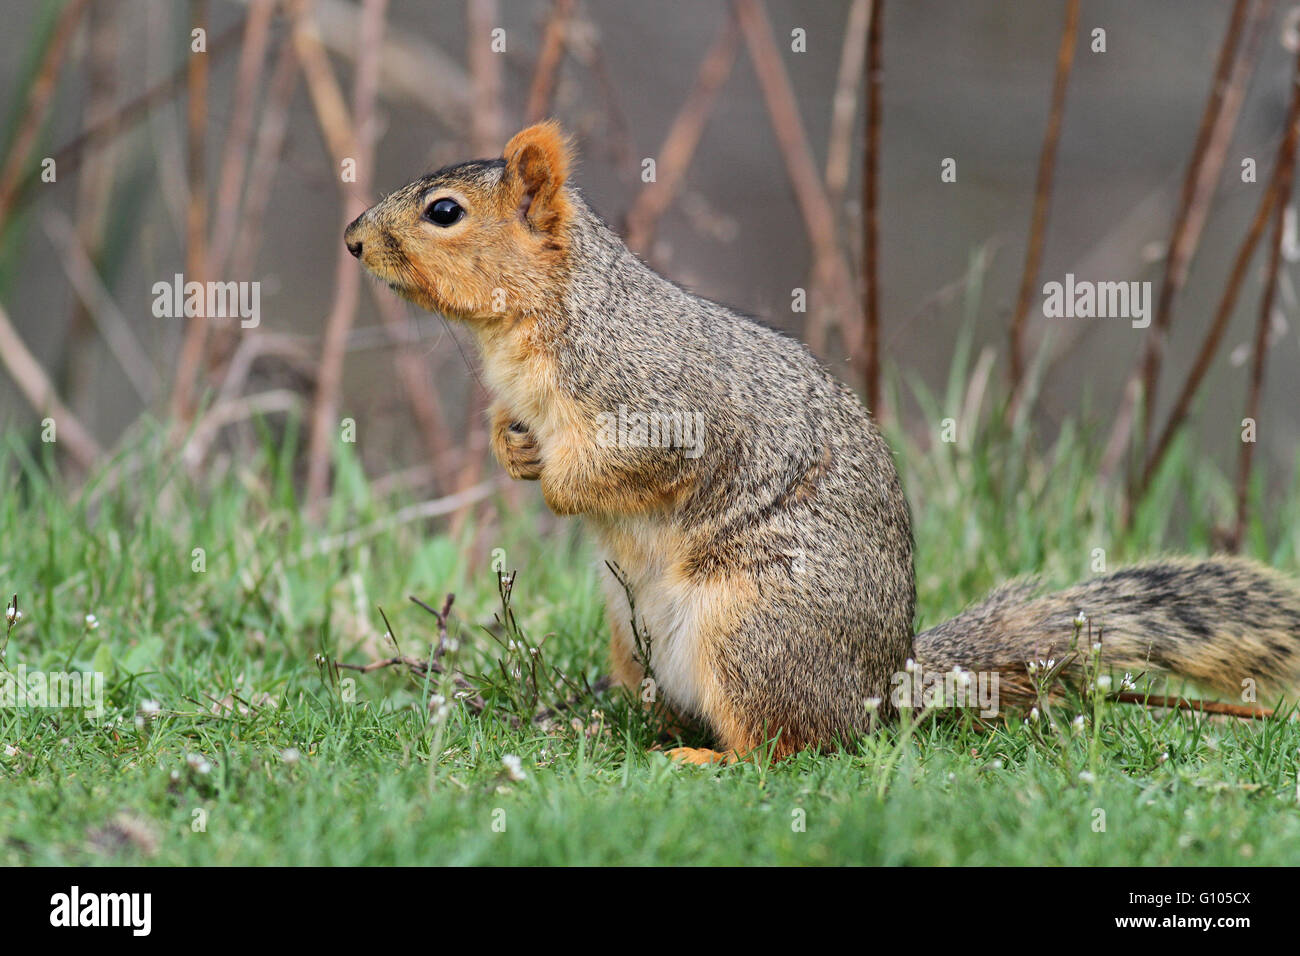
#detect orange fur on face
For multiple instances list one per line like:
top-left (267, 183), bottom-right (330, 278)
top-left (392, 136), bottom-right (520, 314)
top-left (344, 120), bottom-right (576, 323)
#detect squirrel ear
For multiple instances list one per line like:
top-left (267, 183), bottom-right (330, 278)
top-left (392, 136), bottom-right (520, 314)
top-left (503, 120), bottom-right (574, 233)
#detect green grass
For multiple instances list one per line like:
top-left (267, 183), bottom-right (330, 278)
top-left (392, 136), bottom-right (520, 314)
top-left (2, 398), bottom-right (1300, 866)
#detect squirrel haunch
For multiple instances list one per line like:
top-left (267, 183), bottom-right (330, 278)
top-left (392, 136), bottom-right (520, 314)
top-left (347, 122), bottom-right (1300, 760)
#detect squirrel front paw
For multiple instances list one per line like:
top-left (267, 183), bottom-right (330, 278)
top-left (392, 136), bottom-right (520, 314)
top-left (491, 410), bottom-right (543, 481)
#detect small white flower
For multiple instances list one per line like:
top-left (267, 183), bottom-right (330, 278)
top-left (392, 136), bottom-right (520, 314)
top-left (1121, 672), bottom-right (1137, 690)
top-left (4, 606), bottom-right (20, 624)
top-left (864, 697), bottom-right (882, 713)
top-left (1073, 612), bottom-right (1088, 628)
top-left (501, 754), bottom-right (526, 782)
top-left (1027, 661), bottom-right (1037, 673)
top-left (445, 638), bottom-right (460, 653)
top-left (1072, 715), bottom-right (1085, 729)
top-left (280, 747), bottom-right (301, 766)
top-left (1095, 675), bottom-right (1112, 692)
top-left (185, 752), bottom-right (212, 775)
top-left (1078, 770), bottom-right (1096, 783)
top-left (85, 613), bottom-right (99, 629)
top-left (1092, 642), bottom-right (1103, 653)
top-left (140, 699), bottom-right (161, 716)
top-left (904, 658), bottom-right (916, 673)
top-left (1029, 707), bottom-right (1040, 720)
top-left (990, 759), bottom-right (1003, 770)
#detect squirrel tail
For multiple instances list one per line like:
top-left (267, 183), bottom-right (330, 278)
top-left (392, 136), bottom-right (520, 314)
top-left (913, 557), bottom-right (1300, 706)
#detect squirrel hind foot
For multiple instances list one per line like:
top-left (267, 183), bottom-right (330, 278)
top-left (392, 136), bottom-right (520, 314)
top-left (664, 747), bottom-right (737, 766)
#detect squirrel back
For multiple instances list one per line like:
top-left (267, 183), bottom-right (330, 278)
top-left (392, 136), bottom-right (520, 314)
top-left (346, 122), bottom-right (1300, 760)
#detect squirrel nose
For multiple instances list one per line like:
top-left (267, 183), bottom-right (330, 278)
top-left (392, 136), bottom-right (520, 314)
top-left (344, 214), bottom-right (366, 258)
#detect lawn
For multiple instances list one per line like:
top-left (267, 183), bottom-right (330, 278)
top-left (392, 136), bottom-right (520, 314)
top-left (2, 397), bottom-right (1299, 866)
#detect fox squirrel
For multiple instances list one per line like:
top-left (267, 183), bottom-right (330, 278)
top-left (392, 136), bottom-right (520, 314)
top-left (344, 121), bottom-right (1300, 762)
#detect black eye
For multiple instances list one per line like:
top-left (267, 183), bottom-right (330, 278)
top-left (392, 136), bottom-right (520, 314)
top-left (424, 198), bottom-right (465, 227)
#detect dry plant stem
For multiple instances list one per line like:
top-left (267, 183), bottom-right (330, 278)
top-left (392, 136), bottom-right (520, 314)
top-left (825, 0), bottom-right (871, 208)
top-left (1113, 692), bottom-right (1275, 720)
top-left (861, 0), bottom-right (883, 413)
top-left (43, 211), bottom-right (159, 404)
top-left (231, 31), bottom-right (302, 279)
top-left (312, 0), bottom-right (472, 129)
top-left (302, 0), bottom-right (387, 509)
top-left (467, 0), bottom-right (504, 155)
top-left (449, 382), bottom-right (491, 538)
top-left (1100, 0), bottom-right (1262, 485)
top-left (1007, 0), bottom-right (1079, 404)
top-left (300, 478), bottom-right (503, 559)
top-left (6, 20), bottom-right (245, 222)
top-left (1139, 49), bottom-right (1300, 501)
top-left (169, 0), bottom-right (213, 427)
top-left (61, 0), bottom-right (121, 409)
top-left (0, 303), bottom-right (102, 469)
top-left (525, 0), bottom-right (575, 125)
top-left (451, 0), bottom-right (510, 524)
top-left (366, 284), bottom-right (457, 490)
top-left (733, 0), bottom-right (860, 363)
top-left (0, 0), bottom-right (92, 227)
top-left (1232, 56), bottom-right (1299, 549)
top-left (208, 0), bottom-right (277, 278)
top-left (624, 11), bottom-right (740, 256)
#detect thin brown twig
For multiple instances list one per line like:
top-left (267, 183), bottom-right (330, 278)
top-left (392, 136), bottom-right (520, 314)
top-left (302, 0), bottom-right (387, 509)
top-left (366, 284), bottom-right (458, 491)
top-left (42, 210), bottom-right (159, 404)
top-left (1112, 692), bottom-right (1276, 720)
top-left (0, 302), bottom-right (103, 469)
top-left (1007, 0), bottom-right (1079, 409)
top-left (60, 0), bottom-right (121, 408)
top-left (5, 20), bottom-right (246, 223)
top-left (1138, 157), bottom-right (1290, 498)
top-left (1100, 0), bottom-right (1264, 487)
top-left (1231, 51), bottom-right (1300, 550)
top-left (733, 0), bottom-right (861, 365)
top-left (169, 0), bottom-right (213, 426)
top-left (0, 0), bottom-right (92, 228)
top-left (467, 0), bottom-right (504, 155)
top-left (231, 29), bottom-right (302, 279)
top-left (1140, 57), bottom-right (1300, 503)
top-left (525, 0), bottom-right (575, 125)
top-left (208, 0), bottom-right (277, 278)
top-left (624, 11), bottom-right (739, 255)
top-left (861, 0), bottom-right (883, 413)
top-left (825, 0), bottom-right (872, 209)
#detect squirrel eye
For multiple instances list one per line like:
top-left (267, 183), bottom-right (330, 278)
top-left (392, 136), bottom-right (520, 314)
top-left (424, 197), bottom-right (465, 227)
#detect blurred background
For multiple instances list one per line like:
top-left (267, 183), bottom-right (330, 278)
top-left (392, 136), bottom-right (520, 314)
top-left (0, 0), bottom-right (1296, 530)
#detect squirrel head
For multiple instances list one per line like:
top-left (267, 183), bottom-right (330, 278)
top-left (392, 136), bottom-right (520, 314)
top-left (345, 120), bottom-right (576, 321)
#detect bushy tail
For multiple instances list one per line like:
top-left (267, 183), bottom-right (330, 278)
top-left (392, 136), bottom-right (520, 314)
top-left (914, 557), bottom-right (1300, 706)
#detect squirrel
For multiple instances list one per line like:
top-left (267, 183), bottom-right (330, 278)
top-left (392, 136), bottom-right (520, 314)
top-left (344, 121), bottom-right (1300, 763)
